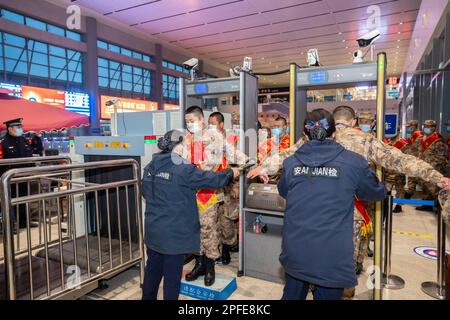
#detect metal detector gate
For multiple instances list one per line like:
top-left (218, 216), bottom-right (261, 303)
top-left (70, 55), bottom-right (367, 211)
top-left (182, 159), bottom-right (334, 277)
top-left (180, 72), bottom-right (259, 278)
top-left (241, 54), bottom-right (387, 297)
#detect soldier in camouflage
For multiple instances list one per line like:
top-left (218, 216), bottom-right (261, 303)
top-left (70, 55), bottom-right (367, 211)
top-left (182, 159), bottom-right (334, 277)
top-left (404, 120), bottom-right (424, 198)
top-left (180, 106), bottom-right (248, 286)
top-left (415, 120), bottom-right (449, 211)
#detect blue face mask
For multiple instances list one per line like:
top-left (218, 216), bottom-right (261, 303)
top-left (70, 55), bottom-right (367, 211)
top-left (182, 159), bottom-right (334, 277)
top-left (286, 127), bottom-right (290, 135)
top-left (424, 128), bottom-right (432, 135)
top-left (15, 128), bottom-right (23, 136)
top-left (406, 128), bottom-right (413, 135)
top-left (360, 124), bottom-right (372, 133)
top-left (272, 128), bottom-right (283, 136)
top-left (447, 126), bottom-right (450, 133)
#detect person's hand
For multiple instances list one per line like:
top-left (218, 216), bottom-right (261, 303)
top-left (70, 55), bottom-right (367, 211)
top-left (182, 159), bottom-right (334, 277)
top-left (438, 177), bottom-right (450, 190)
top-left (259, 174), bottom-right (269, 184)
top-left (231, 167), bottom-right (241, 178)
top-left (247, 166), bottom-right (262, 179)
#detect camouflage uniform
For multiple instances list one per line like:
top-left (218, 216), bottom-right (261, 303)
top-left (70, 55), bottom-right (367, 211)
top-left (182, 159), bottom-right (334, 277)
top-left (439, 190), bottom-right (450, 225)
top-left (419, 120), bottom-right (448, 199)
top-left (219, 182), bottom-right (239, 246)
top-left (179, 126), bottom-right (247, 259)
top-left (259, 125), bottom-right (448, 221)
top-left (384, 137), bottom-right (408, 198)
top-left (404, 121), bottom-right (424, 195)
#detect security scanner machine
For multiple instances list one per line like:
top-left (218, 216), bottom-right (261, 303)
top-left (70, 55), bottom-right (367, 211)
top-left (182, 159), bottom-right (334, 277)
top-left (179, 72), bottom-right (258, 299)
top-left (242, 56), bottom-right (387, 288)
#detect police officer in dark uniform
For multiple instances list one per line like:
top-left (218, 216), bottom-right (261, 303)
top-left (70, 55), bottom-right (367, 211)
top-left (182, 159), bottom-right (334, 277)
top-left (1, 118), bottom-right (35, 229)
top-left (277, 109), bottom-right (386, 300)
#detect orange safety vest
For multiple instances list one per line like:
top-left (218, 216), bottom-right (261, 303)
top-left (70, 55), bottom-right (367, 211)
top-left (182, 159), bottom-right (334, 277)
top-left (407, 130), bottom-right (424, 145)
top-left (257, 139), bottom-right (277, 165)
top-left (392, 138), bottom-right (408, 150)
top-left (354, 196), bottom-right (373, 236)
top-left (186, 133), bottom-right (228, 213)
top-left (421, 132), bottom-right (441, 153)
top-left (278, 134), bottom-right (290, 153)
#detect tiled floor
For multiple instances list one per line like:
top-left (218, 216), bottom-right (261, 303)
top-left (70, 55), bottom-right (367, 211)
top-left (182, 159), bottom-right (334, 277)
top-left (82, 204), bottom-right (450, 300)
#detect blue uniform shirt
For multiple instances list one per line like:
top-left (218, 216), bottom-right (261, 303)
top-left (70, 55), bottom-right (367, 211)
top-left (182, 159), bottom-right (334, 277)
top-left (278, 139), bottom-right (386, 288)
top-left (142, 152), bottom-right (233, 255)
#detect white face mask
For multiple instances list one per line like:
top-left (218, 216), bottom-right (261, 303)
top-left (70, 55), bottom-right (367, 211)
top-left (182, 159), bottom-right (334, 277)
top-left (187, 122), bottom-right (201, 133)
top-left (208, 124), bottom-right (217, 131)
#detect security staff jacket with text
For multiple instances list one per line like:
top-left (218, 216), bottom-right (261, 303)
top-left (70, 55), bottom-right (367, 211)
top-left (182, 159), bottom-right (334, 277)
top-left (142, 152), bottom-right (234, 256)
top-left (278, 140), bottom-right (386, 288)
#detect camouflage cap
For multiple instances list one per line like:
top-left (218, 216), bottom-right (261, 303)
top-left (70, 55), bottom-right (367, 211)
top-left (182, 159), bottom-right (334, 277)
top-left (424, 120), bottom-right (437, 126)
top-left (406, 120), bottom-right (419, 127)
top-left (358, 112), bottom-right (375, 121)
top-left (231, 111), bottom-right (240, 123)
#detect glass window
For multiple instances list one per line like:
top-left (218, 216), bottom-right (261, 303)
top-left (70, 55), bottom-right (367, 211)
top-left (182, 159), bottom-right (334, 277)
top-left (50, 55), bottom-right (67, 68)
top-left (49, 45), bottom-right (66, 57)
top-left (176, 65), bottom-right (182, 72)
top-left (47, 24), bottom-right (65, 36)
top-left (25, 17), bottom-right (47, 31)
top-left (66, 30), bottom-right (81, 41)
top-left (1, 9), bottom-right (25, 24)
top-left (67, 60), bottom-right (79, 71)
top-left (143, 55), bottom-right (151, 62)
top-left (30, 63), bottom-right (49, 77)
top-left (28, 40), bottom-right (48, 54)
top-left (97, 40), bottom-right (108, 50)
top-left (132, 51), bottom-right (142, 60)
top-left (121, 48), bottom-right (132, 57)
top-left (29, 52), bottom-right (48, 65)
top-left (109, 60), bottom-right (120, 70)
top-left (109, 44), bottom-right (120, 53)
top-left (50, 67), bottom-right (67, 80)
top-left (162, 61), bottom-right (168, 68)
top-left (99, 77), bottom-right (109, 87)
top-left (122, 64), bottom-right (132, 73)
top-left (98, 66), bottom-right (109, 78)
top-left (4, 45), bottom-right (26, 60)
top-left (4, 33), bottom-right (26, 47)
top-left (122, 81), bottom-right (132, 91)
top-left (6, 59), bottom-right (27, 74)
top-left (110, 79), bottom-right (120, 89)
top-left (122, 72), bottom-right (132, 83)
top-left (67, 50), bottom-right (81, 61)
top-left (98, 58), bottom-right (108, 68)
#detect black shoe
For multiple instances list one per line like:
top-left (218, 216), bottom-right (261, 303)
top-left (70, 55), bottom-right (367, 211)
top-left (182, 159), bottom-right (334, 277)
top-left (416, 205), bottom-right (434, 212)
top-left (355, 262), bottom-right (363, 275)
top-left (367, 247), bottom-right (373, 258)
top-left (221, 244), bottom-right (231, 265)
top-left (183, 254), bottom-right (196, 265)
top-left (204, 257), bottom-right (215, 287)
top-left (393, 205), bottom-right (402, 213)
top-left (185, 255), bottom-right (206, 282)
top-left (404, 193), bottom-right (412, 199)
top-left (229, 244), bottom-right (239, 253)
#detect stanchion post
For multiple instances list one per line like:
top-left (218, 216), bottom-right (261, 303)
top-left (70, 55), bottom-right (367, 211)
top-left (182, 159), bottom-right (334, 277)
top-left (382, 192), bottom-right (405, 289)
top-left (374, 52), bottom-right (387, 300)
top-left (421, 203), bottom-right (446, 299)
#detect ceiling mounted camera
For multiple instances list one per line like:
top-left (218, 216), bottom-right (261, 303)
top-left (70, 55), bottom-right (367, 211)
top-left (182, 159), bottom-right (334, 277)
top-left (356, 29), bottom-right (380, 48)
top-left (105, 98), bottom-right (120, 106)
top-left (183, 57), bottom-right (199, 70)
top-left (352, 50), bottom-right (364, 64)
top-left (307, 49), bottom-right (320, 67)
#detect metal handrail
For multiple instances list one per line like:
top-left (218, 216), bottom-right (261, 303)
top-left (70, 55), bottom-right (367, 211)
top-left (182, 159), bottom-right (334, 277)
top-left (0, 156), bottom-right (72, 167)
top-left (1, 158), bottom-right (145, 300)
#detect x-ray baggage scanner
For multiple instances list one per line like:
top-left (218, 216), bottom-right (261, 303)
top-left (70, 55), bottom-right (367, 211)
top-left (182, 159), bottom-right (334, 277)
top-left (68, 110), bottom-right (182, 242)
top-left (242, 55), bottom-right (387, 286)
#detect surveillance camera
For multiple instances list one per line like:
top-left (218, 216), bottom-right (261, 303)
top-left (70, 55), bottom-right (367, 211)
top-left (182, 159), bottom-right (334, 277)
top-left (353, 50), bottom-right (364, 64)
top-left (307, 49), bottom-right (320, 67)
top-left (229, 66), bottom-right (241, 77)
top-left (242, 57), bottom-right (253, 72)
top-left (356, 29), bottom-right (380, 48)
top-left (183, 57), bottom-right (199, 70)
top-left (106, 98), bottom-right (120, 106)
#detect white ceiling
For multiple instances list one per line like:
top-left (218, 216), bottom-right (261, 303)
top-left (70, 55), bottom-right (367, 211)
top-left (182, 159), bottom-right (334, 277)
top-left (69, 0), bottom-right (422, 86)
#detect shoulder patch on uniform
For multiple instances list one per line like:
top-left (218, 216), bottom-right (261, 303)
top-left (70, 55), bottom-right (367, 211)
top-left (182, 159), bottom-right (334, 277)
top-left (293, 165), bottom-right (340, 178)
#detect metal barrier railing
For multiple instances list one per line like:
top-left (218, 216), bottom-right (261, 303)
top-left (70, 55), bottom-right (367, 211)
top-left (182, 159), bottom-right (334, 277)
top-left (0, 156), bottom-right (73, 262)
top-left (382, 195), bottom-right (446, 299)
top-left (1, 159), bottom-right (145, 300)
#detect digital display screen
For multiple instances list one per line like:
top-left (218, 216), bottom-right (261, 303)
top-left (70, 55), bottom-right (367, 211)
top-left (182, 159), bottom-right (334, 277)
top-left (195, 83), bottom-right (208, 94)
top-left (309, 71), bottom-right (328, 84)
top-left (65, 92), bottom-right (90, 116)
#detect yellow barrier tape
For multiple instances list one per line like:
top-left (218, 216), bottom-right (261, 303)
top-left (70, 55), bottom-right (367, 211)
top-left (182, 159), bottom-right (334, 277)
top-left (392, 230), bottom-right (432, 239)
